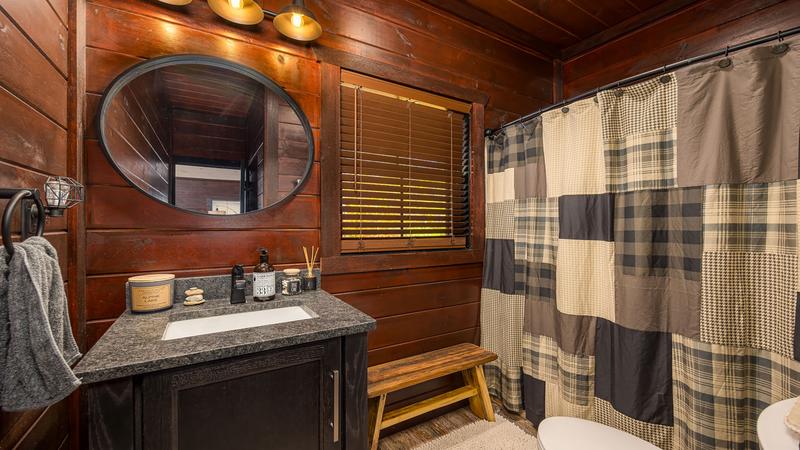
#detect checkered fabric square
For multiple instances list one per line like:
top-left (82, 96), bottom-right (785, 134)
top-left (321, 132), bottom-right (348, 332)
top-left (481, 289), bottom-right (525, 411)
top-left (523, 334), bottom-right (595, 407)
top-left (514, 197), bottom-right (558, 265)
top-left (594, 398), bottom-right (673, 450)
top-left (599, 75), bottom-right (678, 140)
top-left (615, 187), bottom-right (703, 281)
top-left (672, 335), bottom-right (800, 449)
top-left (486, 199), bottom-right (516, 240)
top-left (515, 262), bottom-right (556, 303)
top-left (556, 239), bottom-right (615, 321)
top-left (599, 74), bottom-right (678, 193)
top-left (486, 118), bottom-right (543, 175)
top-left (700, 251), bottom-right (798, 359)
top-left (703, 181), bottom-right (797, 254)
top-left (542, 97), bottom-right (606, 197)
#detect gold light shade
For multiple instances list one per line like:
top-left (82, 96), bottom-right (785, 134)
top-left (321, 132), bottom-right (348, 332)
top-left (273, 0), bottom-right (322, 41)
top-left (207, 0), bottom-right (265, 25)
top-left (157, 0), bottom-right (193, 4)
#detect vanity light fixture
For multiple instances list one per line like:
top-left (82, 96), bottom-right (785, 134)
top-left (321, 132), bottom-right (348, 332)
top-left (205, 0), bottom-right (322, 41)
top-left (156, 0), bottom-right (194, 5)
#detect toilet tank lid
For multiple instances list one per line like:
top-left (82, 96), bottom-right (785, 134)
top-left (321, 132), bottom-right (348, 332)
top-left (538, 417), bottom-right (661, 450)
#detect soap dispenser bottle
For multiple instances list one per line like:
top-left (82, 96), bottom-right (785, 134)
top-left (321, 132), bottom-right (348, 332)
top-left (230, 264), bottom-right (246, 304)
top-left (253, 248), bottom-right (276, 301)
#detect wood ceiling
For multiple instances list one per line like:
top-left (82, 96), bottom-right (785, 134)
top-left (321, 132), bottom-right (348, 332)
top-left (424, 0), bottom-right (701, 60)
top-left (158, 65), bottom-right (262, 119)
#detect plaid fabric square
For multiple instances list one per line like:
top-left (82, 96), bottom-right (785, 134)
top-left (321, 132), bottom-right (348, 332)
top-left (480, 289), bottom-right (524, 410)
top-left (484, 365), bottom-right (523, 413)
top-left (700, 251), bottom-right (798, 359)
top-left (542, 97), bottom-right (606, 197)
top-left (545, 381), bottom-right (595, 420)
top-left (486, 117), bottom-right (543, 175)
top-left (556, 239), bottom-right (615, 321)
top-left (514, 197), bottom-right (558, 265)
top-left (615, 187), bottom-right (703, 281)
top-left (515, 261), bottom-right (556, 303)
top-left (672, 335), bottom-right (800, 449)
top-left (594, 398), bottom-right (673, 450)
top-left (486, 199), bottom-right (515, 240)
top-left (599, 74), bottom-right (678, 193)
top-left (523, 333), bottom-right (595, 407)
top-left (703, 181), bottom-right (797, 255)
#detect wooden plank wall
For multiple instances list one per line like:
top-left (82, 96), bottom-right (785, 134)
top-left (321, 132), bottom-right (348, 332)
top-left (561, 0), bottom-right (800, 97)
top-left (0, 0), bottom-right (75, 448)
top-left (80, 0), bottom-right (552, 428)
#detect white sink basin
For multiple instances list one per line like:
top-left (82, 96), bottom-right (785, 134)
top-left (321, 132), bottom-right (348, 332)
top-left (162, 306), bottom-right (316, 340)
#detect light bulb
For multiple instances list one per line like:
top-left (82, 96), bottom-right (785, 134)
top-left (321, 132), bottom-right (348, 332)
top-left (290, 13), bottom-right (303, 28)
top-left (229, 0), bottom-right (244, 9)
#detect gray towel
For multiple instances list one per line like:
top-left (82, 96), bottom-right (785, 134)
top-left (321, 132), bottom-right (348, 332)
top-left (0, 236), bottom-right (81, 411)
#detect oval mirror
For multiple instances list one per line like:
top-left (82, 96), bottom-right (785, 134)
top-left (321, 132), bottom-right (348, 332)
top-left (98, 55), bottom-right (314, 215)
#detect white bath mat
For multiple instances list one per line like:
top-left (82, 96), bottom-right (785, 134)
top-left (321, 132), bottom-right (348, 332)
top-left (413, 414), bottom-right (538, 450)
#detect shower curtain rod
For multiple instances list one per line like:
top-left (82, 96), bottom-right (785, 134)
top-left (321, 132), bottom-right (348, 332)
top-left (486, 25), bottom-right (800, 137)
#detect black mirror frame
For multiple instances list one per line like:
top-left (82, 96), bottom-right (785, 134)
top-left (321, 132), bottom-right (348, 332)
top-left (97, 54), bottom-right (315, 216)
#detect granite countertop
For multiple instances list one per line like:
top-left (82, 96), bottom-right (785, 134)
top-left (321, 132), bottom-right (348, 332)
top-left (73, 290), bottom-right (376, 384)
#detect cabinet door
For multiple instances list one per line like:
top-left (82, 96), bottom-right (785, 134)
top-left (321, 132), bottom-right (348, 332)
top-left (142, 339), bottom-right (341, 450)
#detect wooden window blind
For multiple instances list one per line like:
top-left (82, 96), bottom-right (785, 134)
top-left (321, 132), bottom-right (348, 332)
top-left (340, 71), bottom-right (471, 253)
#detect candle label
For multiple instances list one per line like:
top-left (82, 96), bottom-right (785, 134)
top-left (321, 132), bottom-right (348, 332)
top-left (131, 285), bottom-right (171, 311)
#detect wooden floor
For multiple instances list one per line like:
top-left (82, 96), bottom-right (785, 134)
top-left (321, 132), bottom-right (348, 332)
top-left (378, 398), bottom-right (536, 449)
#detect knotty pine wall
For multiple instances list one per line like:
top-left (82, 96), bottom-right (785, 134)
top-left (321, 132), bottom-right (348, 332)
top-left (0, 0), bottom-right (80, 448)
top-left (80, 0), bottom-right (552, 425)
top-left (561, 0), bottom-right (800, 97)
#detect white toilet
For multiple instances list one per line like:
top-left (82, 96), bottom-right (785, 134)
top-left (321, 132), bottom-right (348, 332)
top-left (537, 417), bottom-right (661, 450)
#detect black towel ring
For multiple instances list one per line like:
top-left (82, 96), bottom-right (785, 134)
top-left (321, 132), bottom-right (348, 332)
top-left (2, 189), bottom-right (46, 263)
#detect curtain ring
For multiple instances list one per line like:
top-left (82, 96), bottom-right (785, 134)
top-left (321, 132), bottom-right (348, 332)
top-left (724, 45), bottom-right (730, 57)
top-left (658, 65), bottom-right (671, 84)
top-left (778, 30), bottom-right (784, 42)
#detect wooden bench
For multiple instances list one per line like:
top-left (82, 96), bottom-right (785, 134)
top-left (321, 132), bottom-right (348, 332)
top-left (366, 343), bottom-right (498, 449)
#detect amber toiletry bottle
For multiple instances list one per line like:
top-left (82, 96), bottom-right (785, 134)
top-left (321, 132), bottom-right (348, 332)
top-left (253, 248), bottom-right (276, 301)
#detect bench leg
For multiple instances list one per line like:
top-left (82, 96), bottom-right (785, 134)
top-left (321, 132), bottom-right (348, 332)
top-left (462, 369), bottom-right (486, 420)
top-left (469, 365), bottom-right (495, 422)
top-left (368, 394), bottom-right (386, 450)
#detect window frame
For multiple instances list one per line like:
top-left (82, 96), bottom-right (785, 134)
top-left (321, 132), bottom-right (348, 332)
top-left (320, 63), bottom-right (485, 273)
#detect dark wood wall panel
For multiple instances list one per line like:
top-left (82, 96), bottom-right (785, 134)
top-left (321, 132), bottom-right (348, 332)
top-left (0, 0), bottom-right (75, 448)
top-left (562, 0), bottom-right (800, 97)
top-left (78, 0), bottom-right (547, 436)
top-left (0, 7), bottom-right (67, 126)
top-left (82, 0), bottom-right (327, 346)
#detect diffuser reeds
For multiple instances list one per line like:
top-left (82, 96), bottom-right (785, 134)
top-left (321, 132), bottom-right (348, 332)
top-left (303, 245), bottom-right (318, 277)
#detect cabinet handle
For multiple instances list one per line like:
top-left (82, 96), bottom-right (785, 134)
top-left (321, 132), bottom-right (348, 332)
top-left (332, 369), bottom-right (340, 443)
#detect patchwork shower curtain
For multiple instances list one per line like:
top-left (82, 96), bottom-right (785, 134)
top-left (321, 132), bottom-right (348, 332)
top-left (481, 38), bottom-right (800, 449)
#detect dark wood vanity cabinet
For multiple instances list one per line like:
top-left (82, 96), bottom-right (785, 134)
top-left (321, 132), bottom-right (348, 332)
top-left (81, 334), bottom-right (369, 450)
top-left (143, 340), bottom-right (341, 450)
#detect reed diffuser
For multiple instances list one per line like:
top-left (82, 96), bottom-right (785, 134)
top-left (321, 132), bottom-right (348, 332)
top-left (302, 245), bottom-right (319, 291)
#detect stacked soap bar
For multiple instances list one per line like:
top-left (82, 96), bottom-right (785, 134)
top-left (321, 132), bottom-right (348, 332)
top-left (183, 287), bottom-right (205, 306)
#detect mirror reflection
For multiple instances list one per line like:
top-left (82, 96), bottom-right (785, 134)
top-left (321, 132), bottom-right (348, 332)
top-left (100, 59), bottom-right (313, 214)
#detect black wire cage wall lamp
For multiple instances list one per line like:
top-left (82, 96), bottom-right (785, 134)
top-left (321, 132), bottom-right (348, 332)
top-left (0, 177), bottom-right (85, 261)
top-left (157, 0), bottom-right (323, 41)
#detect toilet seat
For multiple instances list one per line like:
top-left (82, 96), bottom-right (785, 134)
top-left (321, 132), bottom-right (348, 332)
top-left (537, 417), bottom-right (661, 450)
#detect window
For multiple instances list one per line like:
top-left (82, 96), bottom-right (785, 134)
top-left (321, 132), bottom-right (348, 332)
top-left (340, 71), bottom-right (471, 253)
